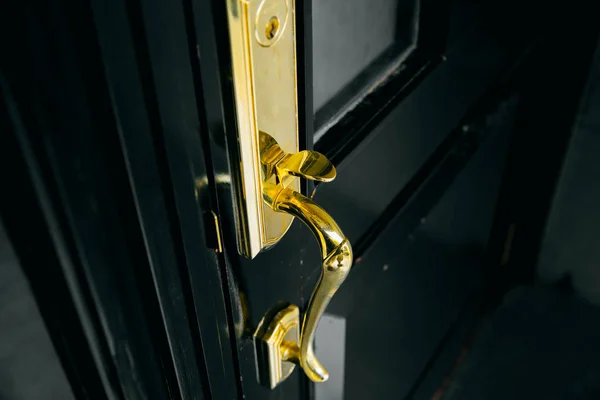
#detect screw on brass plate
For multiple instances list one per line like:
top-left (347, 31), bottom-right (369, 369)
top-left (265, 16), bottom-right (280, 40)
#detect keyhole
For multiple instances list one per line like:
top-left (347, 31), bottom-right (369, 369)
top-left (265, 16), bottom-right (280, 40)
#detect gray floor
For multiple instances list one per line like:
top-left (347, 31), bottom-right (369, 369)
top-left (441, 286), bottom-right (600, 400)
top-left (537, 35), bottom-right (600, 307)
top-left (0, 222), bottom-right (74, 400)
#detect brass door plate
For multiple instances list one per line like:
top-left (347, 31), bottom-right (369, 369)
top-left (225, 0), bottom-right (300, 258)
top-left (254, 304), bottom-right (300, 388)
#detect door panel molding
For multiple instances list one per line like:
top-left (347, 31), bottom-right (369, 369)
top-left (313, 0), bottom-right (450, 153)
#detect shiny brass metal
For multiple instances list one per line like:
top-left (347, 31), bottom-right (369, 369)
top-left (259, 131), bottom-right (336, 189)
top-left (225, 0), bottom-right (352, 388)
top-left (254, 134), bottom-right (353, 387)
top-left (225, 0), bottom-right (299, 258)
top-left (209, 210), bottom-right (223, 253)
top-left (254, 304), bottom-right (300, 389)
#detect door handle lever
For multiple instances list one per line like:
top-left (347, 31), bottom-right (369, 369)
top-left (259, 130), bottom-right (336, 186)
top-left (255, 133), bottom-right (353, 387)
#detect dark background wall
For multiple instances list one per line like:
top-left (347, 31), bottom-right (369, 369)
top-left (537, 39), bottom-right (600, 305)
top-left (439, 36), bottom-right (600, 400)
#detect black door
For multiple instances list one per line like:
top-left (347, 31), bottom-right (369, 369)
top-left (2, 0), bottom-right (598, 399)
top-left (189, 0), bottom-right (588, 399)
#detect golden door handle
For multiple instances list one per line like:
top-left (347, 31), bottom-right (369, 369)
top-left (223, 0), bottom-right (351, 388)
top-left (264, 183), bottom-right (352, 382)
top-left (259, 130), bottom-right (336, 186)
top-left (254, 133), bottom-right (353, 388)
